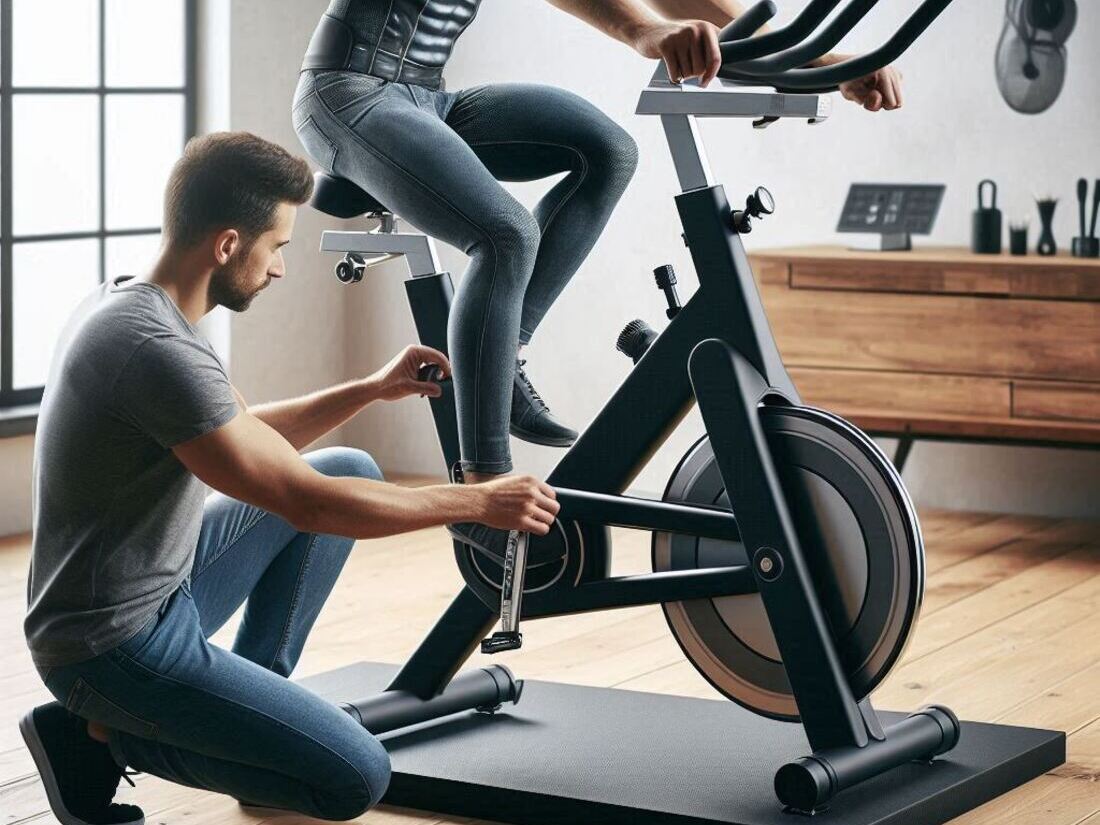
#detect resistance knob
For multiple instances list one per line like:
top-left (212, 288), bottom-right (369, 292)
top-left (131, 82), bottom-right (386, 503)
top-left (616, 319), bottom-right (659, 364)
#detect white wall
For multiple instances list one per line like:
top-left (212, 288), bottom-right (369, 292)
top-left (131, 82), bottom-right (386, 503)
top-left (345, 0), bottom-right (1100, 518)
top-left (228, 0), bottom-right (357, 434)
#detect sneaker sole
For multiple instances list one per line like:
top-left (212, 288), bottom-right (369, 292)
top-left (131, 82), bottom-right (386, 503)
top-left (509, 424), bottom-right (576, 448)
top-left (19, 711), bottom-right (145, 825)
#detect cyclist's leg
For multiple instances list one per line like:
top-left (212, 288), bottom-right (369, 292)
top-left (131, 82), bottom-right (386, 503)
top-left (446, 83), bottom-right (639, 344)
top-left (295, 72), bottom-right (541, 474)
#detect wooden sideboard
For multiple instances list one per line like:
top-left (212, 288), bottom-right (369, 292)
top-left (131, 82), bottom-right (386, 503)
top-left (747, 245), bottom-right (1100, 467)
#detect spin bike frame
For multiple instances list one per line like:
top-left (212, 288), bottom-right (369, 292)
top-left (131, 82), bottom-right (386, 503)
top-left (318, 16), bottom-right (959, 811)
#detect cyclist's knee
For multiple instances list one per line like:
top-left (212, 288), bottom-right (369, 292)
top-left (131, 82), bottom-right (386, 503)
top-left (596, 125), bottom-right (639, 192)
top-left (476, 207), bottom-right (541, 278)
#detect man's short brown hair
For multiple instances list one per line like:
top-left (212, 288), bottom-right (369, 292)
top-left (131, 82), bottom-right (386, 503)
top-left (163, 132), bottom-right (314, 248)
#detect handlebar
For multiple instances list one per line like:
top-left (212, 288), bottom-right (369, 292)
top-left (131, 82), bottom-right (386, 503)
top-left (718, 0), bottom-right (844, 63)
top-left (715, 0), bottom-right (954, 92)
top-left (724, 0), bottom-right (882, 76)
top-left (717, 0), bottom-right (778, 44)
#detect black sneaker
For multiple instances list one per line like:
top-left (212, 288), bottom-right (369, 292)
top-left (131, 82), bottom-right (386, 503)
top-left (20, 703), bottom-right (143, 825)
top-left (510, 359), bottom-right (578, 448)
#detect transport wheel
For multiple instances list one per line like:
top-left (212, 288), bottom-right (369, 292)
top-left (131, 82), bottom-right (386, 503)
top-left (653, 405), bottom-right (924, 721)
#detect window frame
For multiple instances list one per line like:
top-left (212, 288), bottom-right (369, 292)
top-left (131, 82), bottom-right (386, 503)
top-left (0, 0), bottom-right (198, 432)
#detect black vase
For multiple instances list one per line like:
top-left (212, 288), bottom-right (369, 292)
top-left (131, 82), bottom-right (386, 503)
top-left (1036, 199), bottom-right (1058, 256)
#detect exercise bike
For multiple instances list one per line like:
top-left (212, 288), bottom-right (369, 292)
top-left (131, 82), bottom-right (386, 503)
top-left (308, 0), bottom-right (967, 815)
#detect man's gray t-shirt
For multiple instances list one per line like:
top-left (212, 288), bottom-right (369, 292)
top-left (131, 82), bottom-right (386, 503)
top-left (25, 276), bottom-right (239, 668)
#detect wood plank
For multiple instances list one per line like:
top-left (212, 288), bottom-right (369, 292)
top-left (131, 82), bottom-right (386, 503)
top-left (874, 572), bottom-right (1100, 717)
top-left (998, 661), bottom-right (1100, 736)
top-left (789, 261), bottom-right (1007, 297)
top-left (917, 519), bottom-right (1099, 617)
top-left (760, 281), bottom-right (1100, 383)
top-left (909, 544), bottom-right (1098, 661)
top-left (750, 245), bottom-right (1100, 272)
top-left (920, 514), bottom-right (1055, 575)
top-left (1014, 381), bottom-right (1100, 424)
top-left (790, 367), bottom-right (1012, 419)
top-left (1010, 267), bottom-right (1100, 301)
top-left (840, 409), bottom-right (1100, 445)
top-left (945, 774), bottom-right (1100, 825)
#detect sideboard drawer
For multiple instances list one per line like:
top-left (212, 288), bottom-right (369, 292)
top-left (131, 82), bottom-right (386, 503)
top-left (791, 367), bottom-right (1010, 418)
top-left (789, 262), bottom-right (1004, 296)
top-left (1013, 382), bottom-right (1100, 423)
top-left (760, 283), bottom-right (1100, 383)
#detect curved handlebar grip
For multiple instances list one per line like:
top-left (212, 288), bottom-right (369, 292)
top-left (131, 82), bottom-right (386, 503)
top-left (719, 0), bottom-right (843, 63)
top-left (728, 0), bottom-right (882, 76)
top-left (718, 0), bottom-right (954, 91)
top-left (718, 0), bottom-right (778, 43)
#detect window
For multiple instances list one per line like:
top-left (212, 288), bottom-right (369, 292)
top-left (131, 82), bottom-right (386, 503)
top-left (0, 0), bottom-right (196, 417)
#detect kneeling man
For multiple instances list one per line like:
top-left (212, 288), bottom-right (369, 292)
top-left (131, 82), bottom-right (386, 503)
top-left (22, 132), bottom-right (558, 825)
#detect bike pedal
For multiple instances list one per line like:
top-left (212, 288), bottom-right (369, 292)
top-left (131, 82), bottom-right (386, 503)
top-left (481, 631), bottom-right (523, 654)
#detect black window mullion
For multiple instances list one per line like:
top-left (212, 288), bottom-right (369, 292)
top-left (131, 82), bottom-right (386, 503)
top-left (99, 0), bottom-right (106, 285)
top-left (185, 0), bottom-right (198, 141)
top-left (1, 0), bottom-right (14, 404)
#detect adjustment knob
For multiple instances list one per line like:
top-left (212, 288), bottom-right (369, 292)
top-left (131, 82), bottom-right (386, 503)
top-left (653, 265), bottom-right (682, 319)
top-left (335, 259), bottom-right (356, 284)
top-left (617, 320), bottom-right (659, 364)
top-left (732, 186), bottom-right (775, 234)
top-left (748, 186), bottom-right (775, 217)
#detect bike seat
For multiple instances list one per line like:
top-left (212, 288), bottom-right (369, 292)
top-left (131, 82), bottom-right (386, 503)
top-left (311, 173), bottom-right (390, 218)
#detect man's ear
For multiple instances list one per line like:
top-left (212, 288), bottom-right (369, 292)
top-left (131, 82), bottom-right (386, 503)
top-left (213, 228), bottom-right (241, 265)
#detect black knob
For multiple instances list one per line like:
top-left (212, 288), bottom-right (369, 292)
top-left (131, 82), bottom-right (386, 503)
top-left (748, 186), bottom-right (775, 217)
top-left (732, 186), bottom-right (775, 233)
top-left (335, 259), bottom-right (356, 283)
top-left (617, 320), bottom-right (659, 364)
top-left (653, 265), bottom-right (682, 319)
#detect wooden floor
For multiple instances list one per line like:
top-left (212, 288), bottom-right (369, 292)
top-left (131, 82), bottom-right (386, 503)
top-left (2, 500), bottom-right (1099, 825)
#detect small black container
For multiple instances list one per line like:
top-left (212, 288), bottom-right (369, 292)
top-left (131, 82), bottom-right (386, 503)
top-left (972, 180), bottom-right (1002, 254)
top-left (1009, 225), bottom-right (1029, 255)
top-left (1072, 237), bottom-right (1100, 258)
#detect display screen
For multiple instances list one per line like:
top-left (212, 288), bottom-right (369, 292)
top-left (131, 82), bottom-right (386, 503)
top-left (837, 184), bottom-right (945, 235)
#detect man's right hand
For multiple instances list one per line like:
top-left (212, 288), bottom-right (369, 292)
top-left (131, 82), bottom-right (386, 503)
top-left (471, 475), bottom-right (560, 535)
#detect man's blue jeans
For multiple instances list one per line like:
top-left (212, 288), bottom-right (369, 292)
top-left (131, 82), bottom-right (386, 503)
top-left (37, 447), bottom-right (391, 821)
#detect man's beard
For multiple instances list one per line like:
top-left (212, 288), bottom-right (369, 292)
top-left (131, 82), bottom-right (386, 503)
top-left (209, 257), bottom-right (262, 313)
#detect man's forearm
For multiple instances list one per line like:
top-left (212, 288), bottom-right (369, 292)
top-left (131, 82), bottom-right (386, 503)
top-left (298, 475), bottom-right (483, 540)
top-left (251, 379), bottom-right (381, 451)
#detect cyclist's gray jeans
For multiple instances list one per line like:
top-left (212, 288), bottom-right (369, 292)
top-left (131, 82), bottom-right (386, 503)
top-left (292, 71), bottom-right (638, 474)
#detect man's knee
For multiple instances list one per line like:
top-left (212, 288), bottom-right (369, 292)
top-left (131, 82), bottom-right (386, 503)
top-left (305, 447), bottom-right (384, 482)
top-left (314, 736), bottom-right (392, 820)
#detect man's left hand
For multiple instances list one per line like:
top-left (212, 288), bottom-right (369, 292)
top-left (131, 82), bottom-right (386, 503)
top-left (368, 345), bottom-right (451, 401)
